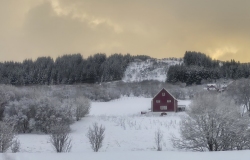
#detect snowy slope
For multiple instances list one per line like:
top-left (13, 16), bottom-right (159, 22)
top-left (122, 58), bottom-right (182, 82)
top-left (2, 97), bottom-right (250, 160)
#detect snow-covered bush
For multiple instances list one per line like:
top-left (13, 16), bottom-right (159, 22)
top-left (0, 86), bottom-right (11, 121)
top-left (4, 98), bottom-right (36, 133)
top-left (49, 123), bottom-right (72, 153)
top-left (227, 78), bottom-right (250, 116)
top-left (87, 123), bottom-right (105, 152)
top-left (172, 92), bottom-right (250, 151)
top-left (4, 95), bottom-right (75, 134)
top-left (11, 138), bottom-right (20, 153)
top-left (35, 97), bottom-right (73, 133)
top-left (0, 122), bottom-right (15, 153)
top-left (74, 97), bottom-right (91, 121)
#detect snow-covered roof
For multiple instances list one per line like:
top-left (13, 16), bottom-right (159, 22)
top-left (207, 84), bottom-right (217, 87)
top-left (152, 88), bottom-right (177, 100)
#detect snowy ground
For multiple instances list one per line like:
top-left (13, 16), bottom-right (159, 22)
top-left (122, 58), bottom-right (182, 82)
top-left (2, 151), bottom-right (249, 160)
top-left (1, 97), bottom-right (249, 160)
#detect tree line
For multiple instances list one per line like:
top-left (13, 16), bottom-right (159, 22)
top-left (167, 51), bottom-right (250, 85)
top-left (0, 53), bottom-right (150, 85)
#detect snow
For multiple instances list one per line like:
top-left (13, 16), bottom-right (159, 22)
top-left (2, 151), bottom-right (250, 160)
top-left (178, 100), bottom-right (191, 107)
top-left (1, 97), bottom-right (249, 160)
top-left (122, 58), bottom-right (182, 82)
top-left (90, 97), bottom-right (152, 116)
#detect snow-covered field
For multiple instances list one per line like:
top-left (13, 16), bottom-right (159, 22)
top-left (1, 97), bottom-right (249, 160)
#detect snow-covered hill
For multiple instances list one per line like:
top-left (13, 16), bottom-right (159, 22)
top-left (122, 58), bottom-right (182, 82)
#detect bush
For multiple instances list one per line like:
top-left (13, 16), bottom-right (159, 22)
top-left (86, 123), bottom-right (105, 152)
top-left (0, 122), bottom-right (15, 152)
top-left (4, 98), bottom-right (36, 133)
top-left (74, 97), bottom-right (91, 121)
top-left (155, 129), bottom-right (163, 151)
top-left (35, 98), bottom-right (73, 133)
top-left (49, 123), bottom-right (72, 153)
top-left (11, 138), bottom-right (20, 153)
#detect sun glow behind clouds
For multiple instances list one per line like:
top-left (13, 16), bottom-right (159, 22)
top-left (1, 0), bottom-right (250, 62)
top-left (208, 47), bottom-right (238, 60)
top-left (50, 0), bottom-right (123, 33)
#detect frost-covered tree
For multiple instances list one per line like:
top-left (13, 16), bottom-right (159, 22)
top-left (33, 57), bottom-right (53, 85)
top-left (11, 138), bottom-right (20, 153)
top-left (4, 98), bottom-right (36, 133)
top-left (227, 78), bottom-right (250, 116)
top-left (0, 122), bottom-right (15, 153)
top-left (0, 90), bottom-right (8, 121)
top-left (172, 92), bottom-right (250, 151)
top-left (35, 97), bottom-right (73, 133)
top-left (74, 97), bottom-right (91, 121)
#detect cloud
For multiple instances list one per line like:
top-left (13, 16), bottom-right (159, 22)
top-left (0, 0), bottom-right (250, 62)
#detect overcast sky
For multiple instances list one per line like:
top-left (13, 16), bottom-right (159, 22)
top-left (1, 0), bottom-right (250, 62)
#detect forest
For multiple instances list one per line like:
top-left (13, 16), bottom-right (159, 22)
top-left (167, 51), bottom-right (250, 85)
top-left (1, 51), bottom-right (249, 87)
top-left (0, 53), bottom-right (150, 85)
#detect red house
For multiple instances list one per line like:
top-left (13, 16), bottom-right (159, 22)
top-left (151, 88), bottom-right (178, 112)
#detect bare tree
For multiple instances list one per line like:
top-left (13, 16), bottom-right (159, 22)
top-left (171, 92), bottom-right (250, 151)
top-left (0, 122), bottom-right (15, 152)
top-left (49, 124), bottom-right (72, 153)
top-left (155, 128), bottom-right (163, 151)
top-left (75, 97), bottom-right (91, 121)
top-left (86, 123), bottom-right (105, 152)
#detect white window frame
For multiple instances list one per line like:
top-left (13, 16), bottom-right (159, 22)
top-left (162, 93), bottom-right (165, 96)
top-left (167, 100), bottom-right (171, 103)
top-left (160, 106), bottom-right (167, 110)
top-left (156, 100), bottom-right (160, 103)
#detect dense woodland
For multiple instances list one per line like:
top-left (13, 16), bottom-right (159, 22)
top-left (0, 53), bottom-right (150, 85)
top-left (1, 51), bottom-right (249, 86)
top-left (167, 51), bottom-right (250, 85)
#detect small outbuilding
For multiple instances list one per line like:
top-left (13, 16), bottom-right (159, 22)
top-left (206, 84), bottom-right (217, 91)
top-left (151, 88), bottom-right (178, 112)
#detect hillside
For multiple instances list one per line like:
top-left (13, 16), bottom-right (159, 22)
top-left (1, 97), bottom-right (249, 160)
top-left (122, 58), bottom-right (182, 82)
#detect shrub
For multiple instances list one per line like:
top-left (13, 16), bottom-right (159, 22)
top-left (74, 97), bottom-right (91, 121)
top-left (155, 129), bottom-right (163, 151)
top-left (86, 123), bottom-right (105, 152)
top-left (11, 138), bottom-right (20, 153)
top-left (0, 122), bottom-right (15, 152)
top-left (49, 123), bottom-right (72, 153)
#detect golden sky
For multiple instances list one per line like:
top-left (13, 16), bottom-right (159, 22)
top-left (1, 0), bottom-right (250, 62)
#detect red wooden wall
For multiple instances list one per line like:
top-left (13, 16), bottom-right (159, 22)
top-left (151, 88), bottom-right (177, 112)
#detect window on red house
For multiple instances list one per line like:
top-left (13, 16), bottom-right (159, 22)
top-left (160, 106), bottom-right (167, 110)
